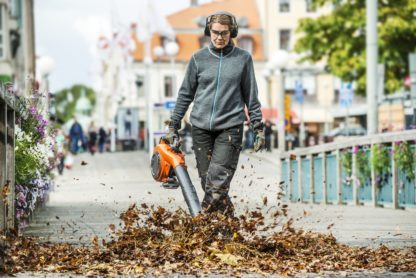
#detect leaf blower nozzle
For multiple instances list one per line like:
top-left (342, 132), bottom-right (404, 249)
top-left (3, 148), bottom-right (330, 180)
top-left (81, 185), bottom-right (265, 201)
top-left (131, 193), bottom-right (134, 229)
top-left (151, 138), bottom-right (202, 216)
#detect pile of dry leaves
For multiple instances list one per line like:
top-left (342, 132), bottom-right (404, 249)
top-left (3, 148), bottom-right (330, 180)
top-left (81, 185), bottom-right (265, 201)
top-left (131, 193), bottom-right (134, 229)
top-left (1, 203), bottom-right (416, 276)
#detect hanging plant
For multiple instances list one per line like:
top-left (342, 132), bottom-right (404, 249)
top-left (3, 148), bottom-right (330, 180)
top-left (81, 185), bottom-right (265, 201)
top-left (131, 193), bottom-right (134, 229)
top-left (371, 144), bottom-right (391, 188)
top-left (394, 141), bottom-right (416, 181)
top-left (355, 145), bottom-right (371, 187)
top-left (341, 148), bottom-right (352, 185)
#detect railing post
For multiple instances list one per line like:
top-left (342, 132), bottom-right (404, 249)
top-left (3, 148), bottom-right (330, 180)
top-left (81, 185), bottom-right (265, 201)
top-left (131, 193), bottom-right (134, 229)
top-left (309, 154), bottom-right (315, 203)
top-left (298, 156), bottom-right (303, 202)
top-left (391, 142), bottom-right (399, 209)
top-left (6, 106), bottom-right (15, 228)
top-left (322, 152), bottom-right (327, 204)
top-left (352, 146), bottom-right (359, 205)
top-left (335, 149), bottom-right (342, 205)
top-left (370, 144), bottom-right (377, 207)
top-left (287, 157), bottom-right (292, 202)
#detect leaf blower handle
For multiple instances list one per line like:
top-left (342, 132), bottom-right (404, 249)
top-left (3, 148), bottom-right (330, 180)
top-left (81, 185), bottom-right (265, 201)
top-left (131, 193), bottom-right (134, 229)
top-left (174, 165), bottom-right (202, 216)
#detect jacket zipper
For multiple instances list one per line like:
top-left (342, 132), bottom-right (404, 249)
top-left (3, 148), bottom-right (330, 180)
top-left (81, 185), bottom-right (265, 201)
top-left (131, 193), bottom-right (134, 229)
top-left (209, 50), bottom-right (223, 130)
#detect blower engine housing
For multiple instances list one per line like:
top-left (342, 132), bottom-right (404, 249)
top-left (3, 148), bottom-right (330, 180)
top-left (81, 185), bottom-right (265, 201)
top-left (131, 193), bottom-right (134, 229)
top-left (150, 138), bottom-right (202, 216)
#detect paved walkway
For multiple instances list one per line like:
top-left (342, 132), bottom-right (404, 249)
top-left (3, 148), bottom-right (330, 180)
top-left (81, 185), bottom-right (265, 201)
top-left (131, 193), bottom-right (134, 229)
top-left (23, 150), bottom-right (416, 248)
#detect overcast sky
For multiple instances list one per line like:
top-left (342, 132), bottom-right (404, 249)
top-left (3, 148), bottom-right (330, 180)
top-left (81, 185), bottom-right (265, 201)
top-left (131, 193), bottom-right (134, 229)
top-left (34, 0), bottom-right (213, 92)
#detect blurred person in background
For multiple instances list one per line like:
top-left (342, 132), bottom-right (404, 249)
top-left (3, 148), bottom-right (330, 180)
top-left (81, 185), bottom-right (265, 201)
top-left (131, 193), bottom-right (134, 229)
top-left (166, 11), bottom-right (264, 216)
top-left (88, 121), bottom-right (98, 155)
top-left (124, 109), bottom-right (133, 138)
top-left (69, 117), bottom-right (84, 154)
top-left (243, 124), bottom-right (254, 151)
top-left (264, 120), bottom-right (273, 152)
top-left (98, 127), bottom-right (107, 153)
top-left (55, 129), bottom-right (67, 175)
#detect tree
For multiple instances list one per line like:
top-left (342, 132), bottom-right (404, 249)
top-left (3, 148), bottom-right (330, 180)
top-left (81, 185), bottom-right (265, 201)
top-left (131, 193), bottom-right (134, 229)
top-left (53, 84), bottom-right (96, 123)
top-left (294, 0), bottom-right (416, 95)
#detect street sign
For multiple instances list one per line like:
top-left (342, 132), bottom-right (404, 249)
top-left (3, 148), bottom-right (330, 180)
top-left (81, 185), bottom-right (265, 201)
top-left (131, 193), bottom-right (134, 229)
top-left (294, 80), bottom-right (304, 104)
top-left (165, 101), bottom-right (176, 110)
top-left (339, 82), bottom-right (353, 107)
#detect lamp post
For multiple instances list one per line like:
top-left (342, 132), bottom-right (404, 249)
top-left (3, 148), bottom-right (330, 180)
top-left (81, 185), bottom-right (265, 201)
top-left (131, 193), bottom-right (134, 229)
top-left (164, 41), bottom-right (179, 99)
top-left (269, 50), bottom-right (290, 153)
top-left (262, 64), bottom-right (274, 109)
top-left (153, 46), bottom-right (165, 131)
top-left (144, 55), bottom-right (153, 160)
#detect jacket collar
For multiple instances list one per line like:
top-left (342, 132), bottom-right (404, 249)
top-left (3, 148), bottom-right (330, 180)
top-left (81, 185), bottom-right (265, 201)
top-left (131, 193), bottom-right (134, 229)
top-left (209, 41), bottom-right (234, 56)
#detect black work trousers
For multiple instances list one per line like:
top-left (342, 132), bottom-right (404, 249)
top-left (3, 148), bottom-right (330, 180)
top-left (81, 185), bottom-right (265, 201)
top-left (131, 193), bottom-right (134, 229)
top-left (191, 124), bottom-right (243, 215)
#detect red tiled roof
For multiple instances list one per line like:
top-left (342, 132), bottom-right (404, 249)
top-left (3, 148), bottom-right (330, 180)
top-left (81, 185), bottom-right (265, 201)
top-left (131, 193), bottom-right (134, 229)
top-left (131, 0), bottom-right (264, 62)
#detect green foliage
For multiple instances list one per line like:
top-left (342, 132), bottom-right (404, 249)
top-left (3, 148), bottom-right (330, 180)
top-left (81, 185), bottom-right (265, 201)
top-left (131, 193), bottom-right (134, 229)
top-left (371, 144), bottom-right (391, 176)
top-left (341, 149), bottom-right (352, 177)
top-left (15, 136), bottom-right (48, 185)
top-left (394, 141), bottom-right (415, 181)
top-left (0, 74), bottom-right (12, 84)
top-left (295, 0), bottom-right (416, 95)
top-left (356, 146), bottom-right (371, 186)
top-left (53, 84), bottom-right (96, 123)
top-left (371, 143), bottom-right (391, 188)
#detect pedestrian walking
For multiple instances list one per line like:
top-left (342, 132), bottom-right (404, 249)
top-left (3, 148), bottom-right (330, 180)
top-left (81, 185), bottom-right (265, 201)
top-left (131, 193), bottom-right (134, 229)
top-left (88, 121), bottom-right (98, 155)
top-left (243, 125), bottom-right (254, 151)
top-left (264, 120), bottom-right (273, 152)
top-left (98, 127), bottom-right (107, 153)
top-left (124, 109), bottom-right (132, 138)
top-left (55, 129), bottom-right (67, 175)
top-left (69, 117), bottom-right (84, 154)
top-left (166, 11), bottom-right (265, 216)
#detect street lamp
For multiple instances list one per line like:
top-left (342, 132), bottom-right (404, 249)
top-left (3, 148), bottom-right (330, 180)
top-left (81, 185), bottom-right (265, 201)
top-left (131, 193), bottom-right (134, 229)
top-left (153, 46), bottom-right (165, 131)
top-left (165, 41), bottom-right (179, 99)
top-left (269, 50), bottom-right (290, 153)
top-left (144, 56), bottom-right (153, 160)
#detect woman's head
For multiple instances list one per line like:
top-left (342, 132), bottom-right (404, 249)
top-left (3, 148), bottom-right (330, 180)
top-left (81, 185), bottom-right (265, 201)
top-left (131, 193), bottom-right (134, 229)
top-left (207, 13), bottom-right (236, 49)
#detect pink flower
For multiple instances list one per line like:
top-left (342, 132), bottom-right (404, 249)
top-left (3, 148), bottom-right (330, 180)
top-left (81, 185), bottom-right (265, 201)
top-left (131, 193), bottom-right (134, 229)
top-left (352, 146), bottom-right (359, 154)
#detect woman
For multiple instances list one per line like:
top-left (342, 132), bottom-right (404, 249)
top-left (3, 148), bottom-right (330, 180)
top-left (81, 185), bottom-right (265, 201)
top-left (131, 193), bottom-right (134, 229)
top-left (166, 11), bottom-right (265, 216)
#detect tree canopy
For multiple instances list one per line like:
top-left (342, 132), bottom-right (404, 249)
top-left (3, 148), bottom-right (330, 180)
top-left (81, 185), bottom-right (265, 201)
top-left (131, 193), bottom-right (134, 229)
top-left (294, 0), bottom-right (416, 95)
top-left (53, 84), bottom-right (96, 123)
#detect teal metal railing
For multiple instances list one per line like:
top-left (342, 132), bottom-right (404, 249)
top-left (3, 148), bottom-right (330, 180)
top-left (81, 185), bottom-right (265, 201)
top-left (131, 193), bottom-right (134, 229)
top-left (280, 130), bottom-right (416, 209)
top-left (0, 87), bottom-right (16, 230)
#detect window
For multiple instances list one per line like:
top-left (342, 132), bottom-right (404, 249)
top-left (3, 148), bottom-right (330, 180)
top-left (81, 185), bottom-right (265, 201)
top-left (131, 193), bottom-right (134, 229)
top-left (279, 29), bottom-right (291, 51)
top-left (0, 5), bottom-right (4, 59)
top-left (305, 0), bottom-right (316, 12)
top-left (9, 0), bottom-right (22, 28)
top-left (135, 75), bottom-right (144, 97)
top-left (198, 36), bottom-right (210, 48)
top-left (238, 37), bottom-right (254, 54)
top-left (279, 0), bottom-right (290, 13)
top-left (164, 76), bottom-right (173, 97)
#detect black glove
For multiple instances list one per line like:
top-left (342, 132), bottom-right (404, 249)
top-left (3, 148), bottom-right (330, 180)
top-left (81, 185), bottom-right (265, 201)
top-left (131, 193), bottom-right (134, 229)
top-left (165, 120), bottom-right (180, 145)
top-left (252, 122), bottom-right (265, 152)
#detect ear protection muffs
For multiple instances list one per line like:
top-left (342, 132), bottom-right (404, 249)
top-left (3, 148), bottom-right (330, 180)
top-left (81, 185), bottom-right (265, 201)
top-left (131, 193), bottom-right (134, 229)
top-left (204, 11), bottom-right (238, 38)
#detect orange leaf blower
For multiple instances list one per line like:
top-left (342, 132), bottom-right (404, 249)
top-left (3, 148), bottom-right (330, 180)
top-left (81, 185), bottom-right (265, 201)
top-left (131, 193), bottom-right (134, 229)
top-left (151, 137), bottom-right (202, 216)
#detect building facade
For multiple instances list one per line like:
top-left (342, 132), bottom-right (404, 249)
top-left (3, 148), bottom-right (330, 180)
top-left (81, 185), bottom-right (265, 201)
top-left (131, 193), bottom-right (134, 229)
top-left (0, 0), bottom-right (35, 95)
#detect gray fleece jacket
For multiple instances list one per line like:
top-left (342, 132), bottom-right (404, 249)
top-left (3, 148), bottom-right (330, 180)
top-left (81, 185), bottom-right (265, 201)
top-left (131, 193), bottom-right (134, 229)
top-left (171, 42), bottom-right (262, 131)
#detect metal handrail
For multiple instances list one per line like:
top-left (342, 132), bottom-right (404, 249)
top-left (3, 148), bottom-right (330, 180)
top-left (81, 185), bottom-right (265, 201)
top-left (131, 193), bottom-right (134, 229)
top-left (280, 130), bottom-right (416, 158)
top-left (279, 130), bottom-right (416, 209)
top-left (1, 91), bottom-right (16, 230)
